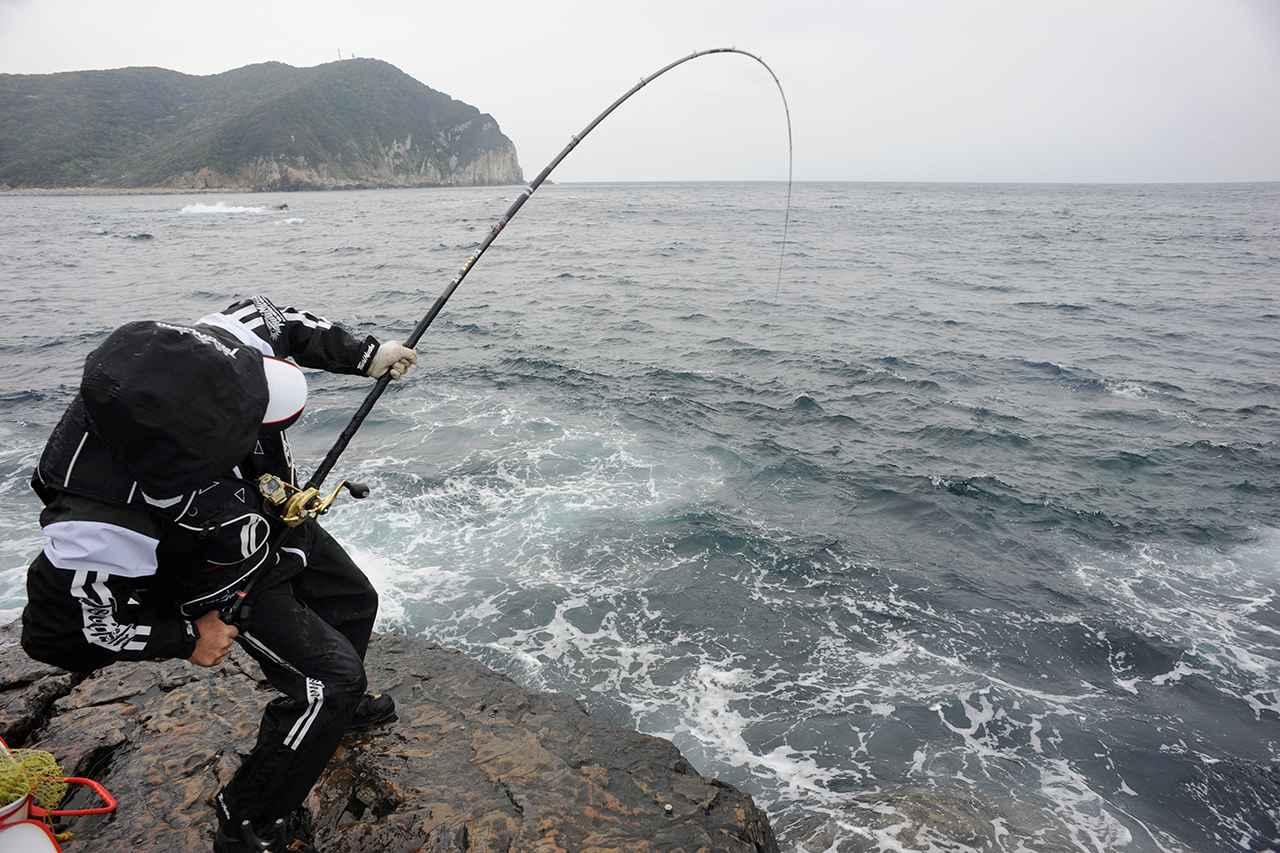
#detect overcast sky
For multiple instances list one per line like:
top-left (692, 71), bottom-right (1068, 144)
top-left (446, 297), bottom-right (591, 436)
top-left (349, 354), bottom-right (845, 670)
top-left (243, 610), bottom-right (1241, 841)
top-left (1, 0), bottom-right (1277, 182)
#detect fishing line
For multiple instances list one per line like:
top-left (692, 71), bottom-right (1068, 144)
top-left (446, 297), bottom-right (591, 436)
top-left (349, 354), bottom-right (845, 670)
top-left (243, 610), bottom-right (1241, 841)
top-left (765, 60), bottom-right (794, 301)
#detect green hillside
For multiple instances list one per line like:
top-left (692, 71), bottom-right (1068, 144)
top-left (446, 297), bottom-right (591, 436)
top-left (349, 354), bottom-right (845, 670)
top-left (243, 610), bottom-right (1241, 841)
top-left (0, 59), bottom-right (523, 189)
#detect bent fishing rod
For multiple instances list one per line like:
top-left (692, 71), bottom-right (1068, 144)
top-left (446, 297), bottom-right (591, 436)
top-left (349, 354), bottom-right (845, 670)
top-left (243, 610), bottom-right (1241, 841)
top-left (225, 47), bottom-right (793, 624)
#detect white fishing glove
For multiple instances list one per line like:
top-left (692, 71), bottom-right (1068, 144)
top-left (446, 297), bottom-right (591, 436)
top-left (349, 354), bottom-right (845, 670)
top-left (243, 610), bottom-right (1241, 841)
top-left (367, 341), bottom-right (418, 380)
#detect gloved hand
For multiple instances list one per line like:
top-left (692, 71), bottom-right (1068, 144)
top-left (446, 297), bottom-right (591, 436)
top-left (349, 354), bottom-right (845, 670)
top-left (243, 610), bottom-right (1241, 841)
top-left (367, 341), bottom-right (418, 380)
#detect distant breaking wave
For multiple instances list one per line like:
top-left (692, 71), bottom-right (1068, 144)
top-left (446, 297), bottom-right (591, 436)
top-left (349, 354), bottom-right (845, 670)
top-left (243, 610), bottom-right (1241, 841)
top-left (179, 202), bottom-right (266, 215)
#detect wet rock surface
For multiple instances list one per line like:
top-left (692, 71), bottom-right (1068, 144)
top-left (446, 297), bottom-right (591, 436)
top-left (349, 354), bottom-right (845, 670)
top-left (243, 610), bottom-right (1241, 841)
top-left (0, 622), bottom-right (777, 852)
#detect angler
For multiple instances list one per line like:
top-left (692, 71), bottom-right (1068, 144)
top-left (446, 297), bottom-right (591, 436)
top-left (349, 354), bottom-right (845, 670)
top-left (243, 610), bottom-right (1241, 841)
top-left (20, 297), bottom-right (415, 852)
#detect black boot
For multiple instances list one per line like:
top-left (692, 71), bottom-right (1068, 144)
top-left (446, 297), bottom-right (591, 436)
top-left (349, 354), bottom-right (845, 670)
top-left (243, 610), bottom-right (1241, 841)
top-left (347, 692), bottom-right (396, 732)
top-left (213, 818), bottom-right (281, 852)
top-left (214, 805), bottom-right (316, 852)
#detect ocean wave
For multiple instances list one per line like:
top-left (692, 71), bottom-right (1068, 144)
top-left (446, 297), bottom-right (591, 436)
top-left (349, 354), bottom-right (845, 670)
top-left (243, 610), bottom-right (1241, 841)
top-left (941, 401), bottom-right (1025, 424)
top-left (492, 355), bottom-right (608, 390)
top-left (866, 372), bottom-right (943, 392)
top-left (1018, 359), bottom-right (1070, 376)
top-left (929, 472), bottom-right (1016, 499)
top-left (640, 367), bottom-right (758, 394)
top-left (1012, 300), bottom-right (1090, 312)
top-left (1091, 450), bottom-right (1157, 470)
top-left (877, 355), bottom-right (916, 367)
top-left (0, 389), bottom-right (48, 403)
top-left (791, 394), bottom-right (823, 413)
top-left (704, 336), bottom-right (776, 359)
top-left (1228, 480), bottom-right (1279, 495)
top-left (751, 455), bottom-right (832, 488)
top-left (439, 319), bottom-right (498, 336)
top-left (915, 424), bottom-right (1032, 448)
top-left (1100, 376), bottom-right (1187, 399)
top-left (927, 473), bottom-right (1131, 539)
top-left (1013, 360), bottom-right (1194, 402)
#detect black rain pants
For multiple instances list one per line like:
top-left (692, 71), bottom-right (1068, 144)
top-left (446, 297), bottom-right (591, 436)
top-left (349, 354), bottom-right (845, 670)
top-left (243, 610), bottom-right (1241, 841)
top-left (214, 521), bottom-right (378, 826)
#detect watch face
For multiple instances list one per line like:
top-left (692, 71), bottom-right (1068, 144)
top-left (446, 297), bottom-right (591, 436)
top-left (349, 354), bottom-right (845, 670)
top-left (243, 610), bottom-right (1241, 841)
top-left (258, 474), bottom-right (288, 506)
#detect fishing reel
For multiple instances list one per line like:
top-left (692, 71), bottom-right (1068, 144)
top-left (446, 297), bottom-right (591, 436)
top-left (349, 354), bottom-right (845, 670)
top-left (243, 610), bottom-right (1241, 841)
top-left (257, 474), bottom-right (370, 527)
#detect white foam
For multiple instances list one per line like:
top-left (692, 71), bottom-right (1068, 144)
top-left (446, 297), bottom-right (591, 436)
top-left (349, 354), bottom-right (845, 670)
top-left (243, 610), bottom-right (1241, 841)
top-left (285, 383), bottom-right (1261, 852)
top-left (1104, 380), bottom-right (1149, 399)
top-left (1073, 529), bottom-right (1280, 719)
top-left (340, 546), bottom-right (409, 631)
top-left (1150, 661), bottom-right (1209, 686)
top-left (667, 661), bottom-right (843, 800)
top-left (179, 202), bottom-right (267, 215)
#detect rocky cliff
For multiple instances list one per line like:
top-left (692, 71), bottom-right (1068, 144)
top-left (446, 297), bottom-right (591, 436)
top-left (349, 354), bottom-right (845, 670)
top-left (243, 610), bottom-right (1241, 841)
top-left (0, 59), bottom-right (523, 191)
top-left (0, 621), bottom-right (778, 851)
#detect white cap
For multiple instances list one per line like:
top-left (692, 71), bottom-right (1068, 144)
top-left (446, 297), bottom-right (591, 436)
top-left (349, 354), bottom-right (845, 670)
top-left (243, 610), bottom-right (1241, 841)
top-left (262, 357), bottom-right (307, 428)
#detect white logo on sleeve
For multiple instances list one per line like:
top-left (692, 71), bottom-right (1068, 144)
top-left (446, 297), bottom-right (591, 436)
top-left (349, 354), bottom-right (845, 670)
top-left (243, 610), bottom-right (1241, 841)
top-left (155, 322), bottom-right (239, 358)
top-left (253, 296), bottom-right (286, 339)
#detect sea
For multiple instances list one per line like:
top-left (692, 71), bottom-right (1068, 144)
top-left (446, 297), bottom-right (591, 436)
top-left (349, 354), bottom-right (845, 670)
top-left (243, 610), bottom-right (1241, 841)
top-left (0, 182), bottom-right (1277, 852)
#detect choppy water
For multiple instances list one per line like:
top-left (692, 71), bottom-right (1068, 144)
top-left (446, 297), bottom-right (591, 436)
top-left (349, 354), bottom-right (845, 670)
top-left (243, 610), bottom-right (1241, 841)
top-left (1, 182), bottom-right (1278, 852)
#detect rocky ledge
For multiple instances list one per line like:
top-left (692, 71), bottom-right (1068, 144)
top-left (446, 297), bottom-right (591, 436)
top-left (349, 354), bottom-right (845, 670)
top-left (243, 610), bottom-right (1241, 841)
top-left (0, 621), bottom-right (778, 852)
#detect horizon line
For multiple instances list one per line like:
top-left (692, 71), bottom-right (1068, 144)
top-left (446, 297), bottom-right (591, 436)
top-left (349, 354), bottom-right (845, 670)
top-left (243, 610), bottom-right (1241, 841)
top-left (553, 178), bottom-right (1280, 186)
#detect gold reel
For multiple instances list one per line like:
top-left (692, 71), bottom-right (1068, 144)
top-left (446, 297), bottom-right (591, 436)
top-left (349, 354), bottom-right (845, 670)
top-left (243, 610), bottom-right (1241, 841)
top-left (257, 474), bottom-right (368, 527)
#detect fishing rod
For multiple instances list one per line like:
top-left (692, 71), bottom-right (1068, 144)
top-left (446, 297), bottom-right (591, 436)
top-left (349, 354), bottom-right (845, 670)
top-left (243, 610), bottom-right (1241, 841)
top-left (225, 47), bottom-right (793, 623)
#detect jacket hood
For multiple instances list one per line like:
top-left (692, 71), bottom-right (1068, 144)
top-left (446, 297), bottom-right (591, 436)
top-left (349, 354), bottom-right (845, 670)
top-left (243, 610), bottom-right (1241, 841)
top-left (79, 321), bottom-right (269, 494)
